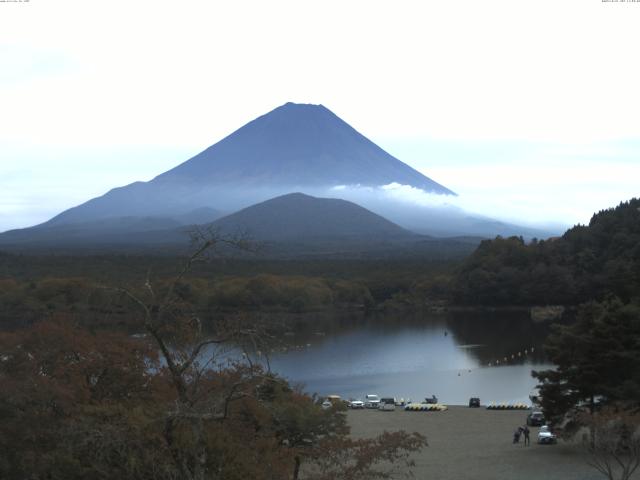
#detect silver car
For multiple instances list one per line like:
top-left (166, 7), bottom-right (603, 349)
top-left (537, 425), bottom-right (557, 444)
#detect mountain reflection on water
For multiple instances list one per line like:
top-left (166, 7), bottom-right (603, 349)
top-left (258, 310), bottom-right (553, 405)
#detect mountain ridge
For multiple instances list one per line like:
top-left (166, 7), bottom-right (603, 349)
top-left (0, 193), bottom-right (483, 259)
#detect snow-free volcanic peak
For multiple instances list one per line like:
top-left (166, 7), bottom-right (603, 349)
top-left (154, 101), bottom-right (455, 193)
top-left (30, 102), bottom-right (455, 227)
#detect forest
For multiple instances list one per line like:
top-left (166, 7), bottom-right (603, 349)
top-left (0, 249), bottom-right (460, 331)
top-left (451, 198), bottom-right (640, 307)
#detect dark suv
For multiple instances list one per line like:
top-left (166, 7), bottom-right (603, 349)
top-left (527, 411), bottom-right (545, 426)
top-left (468, 397), bottom-right (480, 408)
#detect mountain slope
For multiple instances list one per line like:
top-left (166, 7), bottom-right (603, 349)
top-left (158, 102), bottom-right (454, 192)
top-left (0, 208), bottom-right (223, 247)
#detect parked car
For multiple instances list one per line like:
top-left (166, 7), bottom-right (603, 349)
top-left (537, 425), bottom-right (557, 444)
top-left (364, 394), bottom-right (380, 409)
top-left (349, 399), bottom-right (365, 409)
top-left (468, 397), bottom-right (480, 408)
top-left (378, 398), bottom-right (396, 411)
top-left (321, 400), bottom-right (332, 410)
top-left (527, 411), bottom-right (545, 426)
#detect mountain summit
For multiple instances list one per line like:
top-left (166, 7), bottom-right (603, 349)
top-left (43, 102), bottom-right (453, 226)
top-left (157, 102), bottom-right (454, 193)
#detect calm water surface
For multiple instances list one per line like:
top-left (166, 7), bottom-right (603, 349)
top-left (262, 311), bottom-right (553, 405)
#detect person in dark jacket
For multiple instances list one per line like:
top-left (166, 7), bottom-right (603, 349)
top-left (513, 427), bottom-right (523, 444)
top-left (523, 425), bottom-right (530, 446)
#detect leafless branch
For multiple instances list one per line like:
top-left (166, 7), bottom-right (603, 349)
top-left (177, 337), bottom-right (229, 376)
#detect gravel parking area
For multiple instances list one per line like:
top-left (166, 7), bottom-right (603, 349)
top-left (347, 406), bottom-right (637, 480)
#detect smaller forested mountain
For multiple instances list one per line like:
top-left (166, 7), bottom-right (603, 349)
top-left (210, 193), bottom-right (413, 241)
top-left (452, 198), bottom-right (640, 306)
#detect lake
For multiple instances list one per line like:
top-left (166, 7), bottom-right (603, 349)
top-left (255, 310), bottom-right (554, 406)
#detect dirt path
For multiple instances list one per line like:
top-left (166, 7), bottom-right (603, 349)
top-left (347, 406), bottom-right (636, 480)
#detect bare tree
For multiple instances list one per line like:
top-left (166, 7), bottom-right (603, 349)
top-left (114, 230), bottom-right (271, 480)
top-left (582, 408), bottom-right (640, 480)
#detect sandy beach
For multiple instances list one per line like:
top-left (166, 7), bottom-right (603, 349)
top-left (347, 406), bottom-right (637, 480)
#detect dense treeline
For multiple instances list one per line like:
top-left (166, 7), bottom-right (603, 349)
top-left (452, 198), bottom-right (640, 306)
top-left (0, 252), bottom-right (458, 330)
top-left (209, 275), bottom-right (373, 311)
top-left (0, 274), bottom-right (376, 330)
top-left (0, 252), bottom-right (461, 283)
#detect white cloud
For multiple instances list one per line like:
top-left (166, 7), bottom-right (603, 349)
top-left (379, 183), bottom-right (456, 208)
top-left (1, 0), bottom-right (639, 146)
top-left (329, 151), bottom-right (640, 230)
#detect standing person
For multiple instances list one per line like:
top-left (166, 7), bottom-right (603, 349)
top-left (513, 427), bottom-right (521, 444)
top-left (523, 426), bottom-right (530, 446)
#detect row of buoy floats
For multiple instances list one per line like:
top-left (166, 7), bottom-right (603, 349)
top-left (487, 347), bottom-right (535, 367)
top-left (486, 402), bottom-right (530, 410)
top-left (404, 403), bottom-right (448, 412)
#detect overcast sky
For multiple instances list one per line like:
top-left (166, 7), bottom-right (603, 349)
top-left (1, 0), bottom-right (639, 232)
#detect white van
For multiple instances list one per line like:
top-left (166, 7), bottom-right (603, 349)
top-left (364, 394), bottom-right (380, 409)
top-left (378, 397), bottom-right (396, 411)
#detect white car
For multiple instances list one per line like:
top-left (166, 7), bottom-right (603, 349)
top-left (349, 399), bottom-right (365, 409)
top-left (364, 394), bottom-right (380, 409)
top-left (537, 425), bottom-right (557, 444)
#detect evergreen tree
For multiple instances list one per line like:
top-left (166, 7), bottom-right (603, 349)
top-left (532, 298), bottom-right (640, 430)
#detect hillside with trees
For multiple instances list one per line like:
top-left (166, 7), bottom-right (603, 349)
top-left (452, 198), bottom-right (640, 306)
